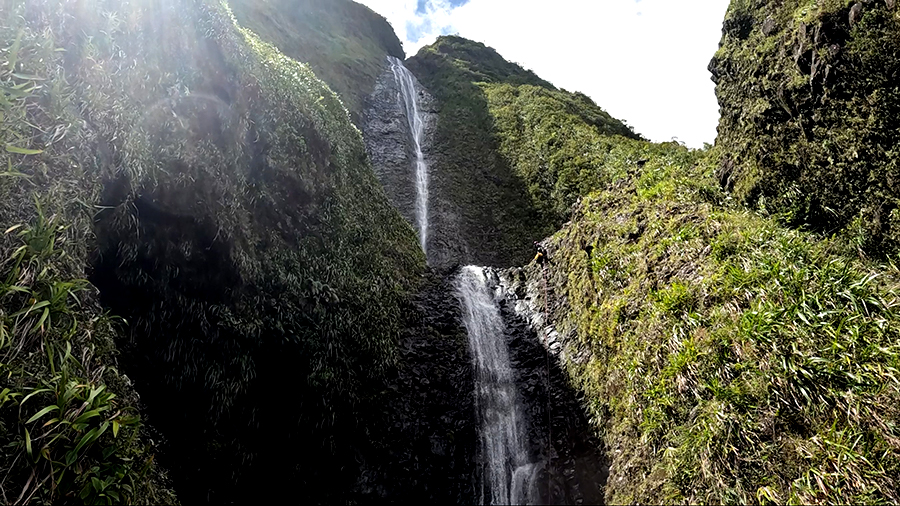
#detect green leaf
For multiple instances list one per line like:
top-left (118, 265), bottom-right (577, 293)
top-left (34, 307), bottom-right (50, 332)
top-left (6, 29), bottom-right (22, 71)
top-left (10, 300), bottom-right (50, 318)
top-left (72, 408), bottom-right (102, 426)
top-left (0, 388), bottom-right (20, 408)
top-left (5, 145), bottom-right (43, 155)
top-left (112, 420), bottom-right (119, 438)
top-left (10, 73), bottom-right (45, 81)
top-left (24, 428), bottom-right (32, 458)
top-left (26, 404), bottom-right (57, 424)
top-left (75, 426), bottom-right (99, 453)
top-left (86, 385), bottom-right (106, 406)
top-left (20, 388), bottom-right (52, 405)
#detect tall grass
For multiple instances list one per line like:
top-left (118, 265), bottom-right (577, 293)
top-left (534, 142), bottom-right (900, 504)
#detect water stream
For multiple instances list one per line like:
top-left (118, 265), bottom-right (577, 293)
top-left (388, 56), bottom-right (429, 257)
top-left (455, 266), bottom-right (538, 505)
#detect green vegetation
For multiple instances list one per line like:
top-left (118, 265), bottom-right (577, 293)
top-left (711, 0), bottom-right (900, 255)
top-left (407, 35), bottom-right (638, 266)
top-left (531, 139), bottom-right (900, 504)
top-left (0, 9), bottom-right (176, 501)
top-left (228, 0), bottom-right (404, 120)
top-left (485, 83), bottom-right (641, 224)
top-left (415, 35), bottom-right (552, 88)
top-left (404, 36), bottom-right (548, 266)
top-left (5, 0), bottom-right (897, 503)
top-left (2, 0), bottom-right (423, 502)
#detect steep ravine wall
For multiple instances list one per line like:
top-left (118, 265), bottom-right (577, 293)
top-left (228, 0), bottom-right (405, 121)
top-left (401, 38), bottom-right (554, 268)
top-left (362, 62), bottom-right (444, 261)
top-left (373, 35), bottom-right (642, 269)
top-left (711, 0), bottom-right (900, 255)
top-left (0, 0), bottom-right (443, 503)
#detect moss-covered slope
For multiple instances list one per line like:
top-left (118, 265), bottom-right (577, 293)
top-left (228, 0), bottom-right (404, 120)
top-left (510, 140), bottom-right (900, 504)
top-left (485, 83), bottom-right (643, 226)
top-left (710, 0), bottom-right (900, 255)
top-left (405, 35), bottom-right (639, 267)
top-left (1, 0), bottom-right (423, 502)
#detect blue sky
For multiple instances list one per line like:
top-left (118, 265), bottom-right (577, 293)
top-left (416, 0), bottom-right (469, 13)
top-left (356, 0), bottom-right (731, 148)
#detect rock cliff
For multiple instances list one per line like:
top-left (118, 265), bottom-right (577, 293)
top-left (711, 0), bottom-right (900, 255)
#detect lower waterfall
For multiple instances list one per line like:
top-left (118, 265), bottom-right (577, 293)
top-left (454, 266), bottom-right (539, 505)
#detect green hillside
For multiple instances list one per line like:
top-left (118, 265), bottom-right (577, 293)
top-left (229, 0), bottom-right (405, 120)
top-left (406, 35), bottom-right (639, 267)
top-left (0, 0), bottom-right (422, 502)
top-left (524, 140), bottom-right (900, 504)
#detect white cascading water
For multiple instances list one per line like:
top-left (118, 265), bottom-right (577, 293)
top-left (388, 56), bottom-right (429, 257)
top-left (455, 266), bottom-right (537, 505)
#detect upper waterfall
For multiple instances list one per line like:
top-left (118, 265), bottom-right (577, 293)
top-left (388, 56), bottom-right (430, 257)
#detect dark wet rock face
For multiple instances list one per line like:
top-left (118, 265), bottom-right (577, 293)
top-left (364, 61), bottom-right (481, 269)
top-left (363, 62), bottom-right (440, 256)
top-left (481, 267), bottom-right (608, 505)
top-left (351, 272), bottom-right (478, 504)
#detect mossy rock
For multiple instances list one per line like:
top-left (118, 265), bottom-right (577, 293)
top-left (1, 0), bottom-right (423, 502)
top-left (228, 0), bottom-right (405, 122)
top-left (711, 0), bottom-right (900, 255)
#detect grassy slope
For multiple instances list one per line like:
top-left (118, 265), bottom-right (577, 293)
top-left (527, 140), bottom-right (900, 504)
top-left (228, 0), bottom-right (404, 121)
top-left (1, 0), bottom-right (423, 502)
top-left (711, 0), bottom-right (900, 255)
top-left (0, 2), bottom-right (177, 503)
top-left (484, 82), bottom-right (643, 225)
top-left (406, 35), bottom-right (639, 266)
top-left (461, 10), bottom-right (900, 502)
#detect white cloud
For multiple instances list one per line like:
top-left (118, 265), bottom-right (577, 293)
top-left (357, 0), bottom-right (731, 148)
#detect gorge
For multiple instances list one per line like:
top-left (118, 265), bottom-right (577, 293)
top-left (1, 0), bottom-right (899, 505)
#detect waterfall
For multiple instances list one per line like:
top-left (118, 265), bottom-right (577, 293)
top-left (455, 266), bottom-right (537, 505)
top-left (388, 56), bottom-right (429, 257)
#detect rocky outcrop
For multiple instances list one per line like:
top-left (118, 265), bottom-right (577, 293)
top-left (710, 0), bottom-right (900, 255)
top-left (484, 268), bottom-right (608, 505)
